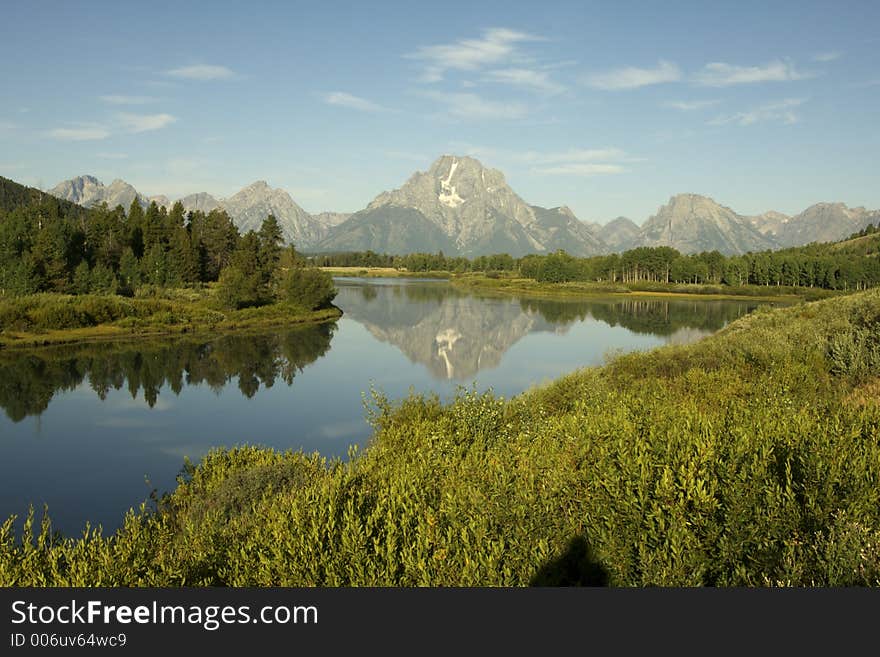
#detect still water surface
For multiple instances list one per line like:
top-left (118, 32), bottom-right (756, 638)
top-left (0, 278), bottom-right (771, 534)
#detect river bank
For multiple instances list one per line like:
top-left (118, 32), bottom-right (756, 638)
top-left (0, 291), bottom-right (342, 349)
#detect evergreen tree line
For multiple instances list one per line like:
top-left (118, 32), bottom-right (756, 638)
top-left (0, 194), bottom-right (335, 310)
top-left (313, 235), bottom-right (880, 292)
top-left (313, 250), bottom-right (517, 274)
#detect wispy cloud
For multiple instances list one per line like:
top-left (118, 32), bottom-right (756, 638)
top-left (117, 113), bottom-right (177, 133)
top-left (421, 91), bottom-right (528, 120)
top-left (483, 67), bottom-right (565, 94)
top-left (0, 120), bottom-right (16, 133)
top-left (47, 125), bottom-right (110, 141)
top-left (407, 27), bottom-right (543, 82)
top-left (516, 148), bottom-right (631, 164)
top-left (526, 147), bottom-right (634, 176)
top-left (708, 98), bottom-right (805, 126)
top-left (166, 64), bottom-right (234, 80)
top-left (532, 163), bottom-right (626, 176)
top-left (694, 60), bottom-right (811, 86)
top-left (99, 95), bottom-right (158, 105)
top-left (96, 152), bottom-right (129, 160)
top-left (322, 91), bottom-right (387, 112)
top-left (813, 51), bottom-right (842, 62)
top-left (448, 143), bottom-right (635, 177)
top-left (584, 60), bottom-right (681, 90)
top-left (664, 99), bottom-right (720, 111)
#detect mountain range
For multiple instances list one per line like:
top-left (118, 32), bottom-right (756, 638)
top-left (47, 155), bottom-right (880, 257)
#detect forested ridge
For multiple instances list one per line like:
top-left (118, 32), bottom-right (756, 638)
top-left (0, 176), bottom-right (337, 337)
top-left (315, 223), bottom-right (880, 291)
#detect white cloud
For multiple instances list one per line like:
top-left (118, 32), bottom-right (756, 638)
top-left (322, 91), bottom-right (386, 112)
top-left (166, 64), bottom-right (234, 80)
top-left (813, 51), bottom-right (842, 62)
top-left (99, 95), bottom-right (158, 105)
top-left (483, 67), bottom-right (565, 94)
top-left (584, 60), bottom-right (681, 90)
top-left (708, 98), bottom-right (805, 126)
top-left (664, 99), bottom-right (720, 111)
top-left (532, 163), bottom-right (625, 176)
top-left (47, 125), bottom-right (110, 141)
top-left (407, 27), bottom-right (543, 82)
top-left (421, 91), bottom-right (528, 120)
top-left (694, 60), bottom-right (811, 86)
top-left (97, 152), bottom-right (129, 159)
top-left (117, 113), bottom-right (177, 133)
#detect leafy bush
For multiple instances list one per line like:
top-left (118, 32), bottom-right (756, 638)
top-left (215, 267), bottom-right (265, 310)
top-left (277, 266), bottom-right (337, 310)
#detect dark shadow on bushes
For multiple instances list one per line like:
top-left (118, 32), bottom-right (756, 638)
top-left (530, 535), bottom-right (609, 586)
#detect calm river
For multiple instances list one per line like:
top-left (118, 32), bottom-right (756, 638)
top-left (0, 278), bottom-right (775, 534)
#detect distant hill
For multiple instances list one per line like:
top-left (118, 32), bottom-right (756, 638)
top-left (830, 230), bottom-right (880, 257)
top-left (1, 175), bottom-right (85, 218)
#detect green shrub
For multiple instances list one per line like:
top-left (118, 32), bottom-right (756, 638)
top-left (216, 267), bottom-right (264, 310)
top-left (277, 266), bottom-right (337, 310)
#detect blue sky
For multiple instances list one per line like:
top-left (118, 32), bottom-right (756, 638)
top-left (1, 0), bottom-right (877, 223)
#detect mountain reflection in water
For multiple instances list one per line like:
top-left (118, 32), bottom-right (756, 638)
top-left (333, 278), bottom-right (761, 380)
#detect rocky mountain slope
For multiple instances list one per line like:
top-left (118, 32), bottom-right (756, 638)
top-left (49, 176), bottom-right (329, 248)
top-left (178, 192), bottom-right (220, 214)
top-left (776, 203), bottom-right (879, 247)
top-left (317, 155), bottom-right (607, 257)
top-left (637, 194), bottom-right (777, 255)
top-left (49, 176), bottom-right (145, 211)
top-left (220, 181), bottom-right (326, 246)
top-left (597, 217), bottom-right (641, 252)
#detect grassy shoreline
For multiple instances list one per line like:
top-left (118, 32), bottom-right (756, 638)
top-left (321, 266), bottom-right (451, 279)
top-left (323, 267), bottom-right (839, 302)
top-left (450, 273), bottom-right (838, 302)
top-left (0, 292), bottom-right (342, 349)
